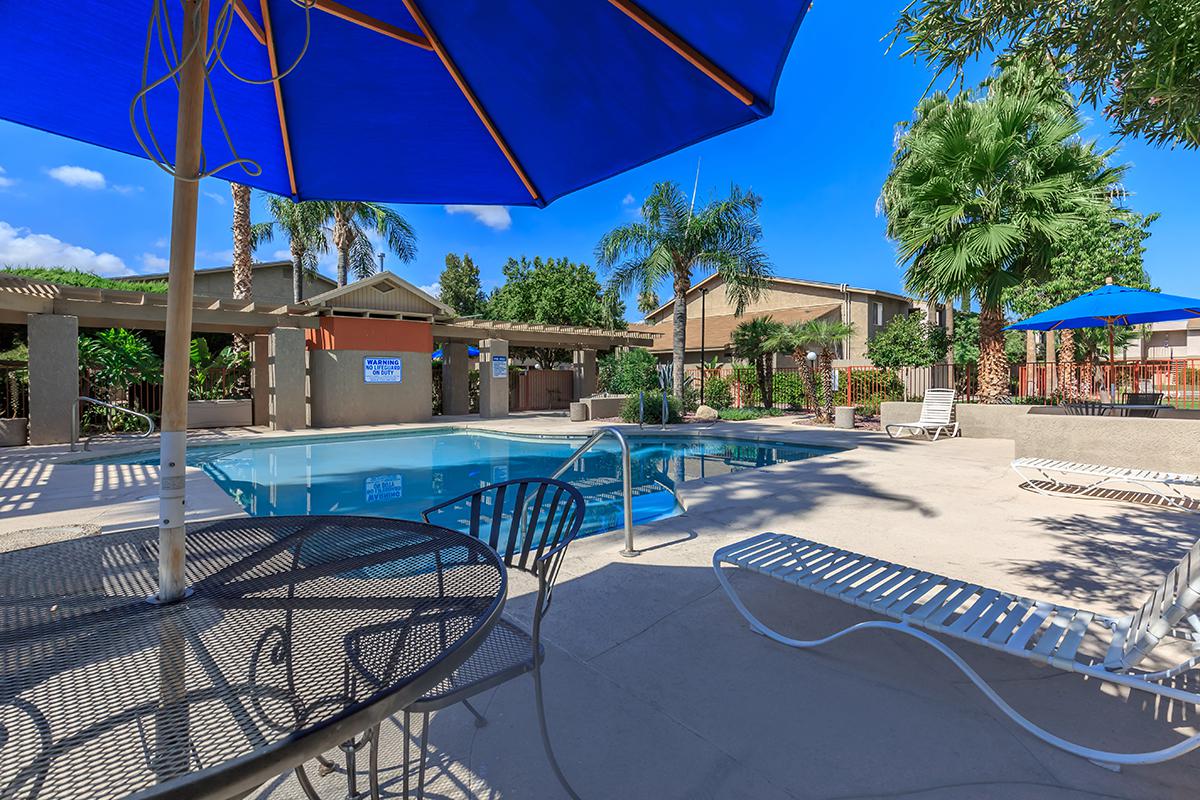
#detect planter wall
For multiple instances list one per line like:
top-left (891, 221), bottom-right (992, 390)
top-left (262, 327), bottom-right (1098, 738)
top-left (582, 394), bottom-right (629, 420)
top-left (187, 399), bottom-right (253, 429)
top-left (0, 417), bottom-right (28, 447)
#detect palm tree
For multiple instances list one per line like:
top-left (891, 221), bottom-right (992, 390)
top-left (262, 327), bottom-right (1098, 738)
top-left (597, 181), bottom-right (771, 397)
top-left (730, 316), bottom-right (783, 409)
top-left (881, 66), bottom-right (1120, 403)
top-left (254, 196), bottom-right (329, 303)
top-left (774, 319), bottom-right (855, 422)
top-left (230, 182), bottom-right (253, 360)
top-left (636, 290), bottom-right (660, 316)
top-left (324, 201), bottom-right (417, 287)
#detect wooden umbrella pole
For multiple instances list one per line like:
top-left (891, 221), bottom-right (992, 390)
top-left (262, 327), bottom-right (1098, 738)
top-left (158, 0), bottom-right (210, 603)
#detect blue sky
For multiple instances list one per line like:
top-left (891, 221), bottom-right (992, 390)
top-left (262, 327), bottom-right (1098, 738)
top-left (0, 2), bottom-right (1197, 314)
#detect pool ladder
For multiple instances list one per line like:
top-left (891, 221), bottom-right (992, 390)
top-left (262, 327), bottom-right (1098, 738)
top-left (552, 426), bottom-right (637, 557)
top-left (71, 396), bottom-right (156, 452)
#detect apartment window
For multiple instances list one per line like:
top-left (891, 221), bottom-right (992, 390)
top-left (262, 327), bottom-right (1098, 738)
top-left (873, 302), bottom-right (884, 326)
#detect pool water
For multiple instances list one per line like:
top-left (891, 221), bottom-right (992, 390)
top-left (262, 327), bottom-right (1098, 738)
top-left (106, 429), bottom-right (837, 539)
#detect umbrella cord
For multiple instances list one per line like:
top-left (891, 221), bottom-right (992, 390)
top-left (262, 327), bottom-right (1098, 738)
top-left (130, 0), bottom-right (317, 184)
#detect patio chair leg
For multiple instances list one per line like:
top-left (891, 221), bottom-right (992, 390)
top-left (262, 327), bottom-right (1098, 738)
top-left (416, 712), bottom-right (429, 800)
top-left (462, 698), bottom-right (488, 728)
top-left (402, 711), bottom-right (411, 800)
top-left (533, 660), bottom-right (582, 800)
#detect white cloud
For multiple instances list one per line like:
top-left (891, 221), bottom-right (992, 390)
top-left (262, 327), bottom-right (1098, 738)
top-left (0, 221), bottom-right (130, 276)
top-left (112, 184), bottom-right (142, 195)
top-left (154, 237), bottom-right (169, 249)
top-left (198, 248), bottom-right (235, 266)
top-left (0, 167), bottom-right (14, 189)
top-left (203, 190), bottom-right (226, 205)
top-left (418, 282), bottom-right (441, 298)
top-left (141, 253), bottom-right (168, 271)
top-left (272, 249), bottom-right (291, 261)
top-left (622, 193), bottom-right (635, 205)
top-left (48, 165), bottom-right (106, 190)
top-left (444, 204), bottom-right (511, 231)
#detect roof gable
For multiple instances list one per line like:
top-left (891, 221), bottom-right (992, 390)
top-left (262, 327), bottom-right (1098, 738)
top-left (302, 271), bottom-right (455, 317)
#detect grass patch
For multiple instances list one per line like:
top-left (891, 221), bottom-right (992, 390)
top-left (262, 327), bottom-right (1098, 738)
top-left (1, 267), bottom-right (167, 293)
top-left (717, 407), bottom-right (788, 421)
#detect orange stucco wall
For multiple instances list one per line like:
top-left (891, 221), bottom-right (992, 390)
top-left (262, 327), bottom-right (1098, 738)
top-left (306, 317), bottom-right (433, 353)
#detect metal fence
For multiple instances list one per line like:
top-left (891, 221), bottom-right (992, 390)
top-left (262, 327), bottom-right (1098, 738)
top-left (1013, 358), bottom-right (1200, 408)
top-left (0, 360), bottom-right (28, 419)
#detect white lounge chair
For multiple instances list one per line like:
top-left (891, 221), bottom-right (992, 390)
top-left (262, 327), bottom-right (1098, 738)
top-left (885, 388), bottom-right (959, 441)
top-left (713, 532), bottom-right (1200, 767)
top-left (1012, 457), bottom-right (1200, 511)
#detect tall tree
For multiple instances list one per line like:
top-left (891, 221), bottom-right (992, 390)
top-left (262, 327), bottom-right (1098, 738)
top-left (881, 63), bottom-right (1121, 402)
top-left (325, 201), bottom-right (417, 287)
top-left (771, 319), bottom-right (856, 422)
top-left (731, 316), bottom-right (784, 409)
top-left (486, 256), bottom-right (614, 367)
top-left (438, 253), bottom-right (485, 316)
top-left (229, 182), bottom-right (253, 363)
top-left (1007, 209), bottom-right (1155, 398)
top-left (865, 310), bottom-right (950, 369)
top-left (598, 181), bottom-right (771, 398)
top-left (891, 0), bottom-right (1200, 149)
top-left (636, 290), bottom-right (661, 316)
top-left (254, 196), bottom-right (329, 303)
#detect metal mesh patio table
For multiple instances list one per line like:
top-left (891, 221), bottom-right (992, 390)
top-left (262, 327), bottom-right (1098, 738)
top-left (0, 515), bottom-right (506, 800)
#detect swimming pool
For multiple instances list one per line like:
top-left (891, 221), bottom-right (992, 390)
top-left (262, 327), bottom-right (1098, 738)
top-left (104, 429), bottom-right (838, 539)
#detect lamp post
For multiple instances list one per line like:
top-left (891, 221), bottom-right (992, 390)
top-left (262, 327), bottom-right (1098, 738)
top-left (806, 350), bottom-right (817, 413)
top-left (699, 288), bottom-right (708, 403)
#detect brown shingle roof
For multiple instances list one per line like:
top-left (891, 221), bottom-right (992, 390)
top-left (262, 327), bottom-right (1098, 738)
top-left (637, 303), bottom-right (841, 353)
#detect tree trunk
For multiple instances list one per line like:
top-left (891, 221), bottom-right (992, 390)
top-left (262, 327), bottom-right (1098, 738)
top-left (1024, 330), bottom-right (1037, 397)
top-left (671, 270), bottom-right (688, 399)
top-left (977, 305), bottom-right (1009, 404)
top-left (754, 355), bottom-right (767, 408)
top-left (291, 243), bottom-right (304, 303)
top-left (333, 210), bottom-right (351, 287)
top-left (816, 348), bottom-right (834, 422)
top-left (230, 182), bottom-right (252, 351)
top-left (794, 348), bottom-right (817, 414)
top-left (1057, 329), bottom-right (1078, 401)
top-left (763, 354), bottom-right (774, 409)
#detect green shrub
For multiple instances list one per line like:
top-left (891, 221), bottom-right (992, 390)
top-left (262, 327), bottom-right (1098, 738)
top-left (771, 372), bottom-right (808, 409)
top-left (3, 267), bottom-right (168, 293)
top-left (718, 407), bottom-right (786, 421)
top-left (702, 376), bottom-right (732, 408)
top-left (598, 348), bottom-right (659, 394)
top-left (620, 392), bottom-right (682, 424)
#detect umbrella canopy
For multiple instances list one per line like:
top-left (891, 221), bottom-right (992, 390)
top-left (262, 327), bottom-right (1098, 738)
top-left (1005, 284), bottom-right (1200, 331)
top-left (432, 346), bottom-right (479, 359)
top-left (3, 1), bottom-right (810, 206)
top-left (0, 1), bottom-right (811, 601)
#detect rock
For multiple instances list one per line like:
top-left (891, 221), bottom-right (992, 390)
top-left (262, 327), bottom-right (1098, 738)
top-left (694, 404), bottom-right (719, 422)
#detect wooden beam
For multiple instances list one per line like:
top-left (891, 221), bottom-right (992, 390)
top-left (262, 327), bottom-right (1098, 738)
top-left (312, 0), bottom-right (432, 50)
top-left (607, 0), bottom-right (756, 106)
top-left (400, 0), bottom-right (540, 202)
top-left (232, 0), bottom-right (266, 45)
top-left (260, 0), bottom-right (299, 197)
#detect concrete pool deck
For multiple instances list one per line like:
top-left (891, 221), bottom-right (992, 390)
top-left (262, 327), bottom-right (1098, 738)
top-left (3, 414), bottom-right (1200, 798)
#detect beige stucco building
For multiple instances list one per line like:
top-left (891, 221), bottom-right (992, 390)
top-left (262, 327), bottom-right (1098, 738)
top-left (119, 260), bottom-right (336, 305)
top-left (638, 273), bottom-right (918, 365)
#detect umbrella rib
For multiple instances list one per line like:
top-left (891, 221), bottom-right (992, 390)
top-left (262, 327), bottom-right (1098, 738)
top-left (232, 0), bottom-right (266, 45)
top-left (400, 0), bottom-right (540, 203)
top-left (311, 0), bottom-right (433, 50)
top-left (259, 0), bottom-right (299, 197)
top-left (607, 0), bottom-right (756, 107)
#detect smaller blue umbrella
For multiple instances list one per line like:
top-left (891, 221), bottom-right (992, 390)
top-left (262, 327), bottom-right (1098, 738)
top-left (1006, 283), bottom-right (1200, 364)
top-left (431, 345), bottom-right (479, 360)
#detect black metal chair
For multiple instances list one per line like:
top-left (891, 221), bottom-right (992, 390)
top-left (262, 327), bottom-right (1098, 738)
top-left (1120, 391), bottom-right (1164, 418)
top-left (1061, 400), bottom-right (1109, 416)
top-left (396, 477), bottom-right (586, 800)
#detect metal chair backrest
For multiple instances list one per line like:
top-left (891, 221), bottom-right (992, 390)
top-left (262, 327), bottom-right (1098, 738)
top-left (917, 388), bottom-right (955, 424)
top-left (422, 478), bottom-right (586, 610)
top-left (1062, 400), bottom-right (1108, 416)
top-left (1112, 537), bottom-right (1200, 669)
top-left (1121, 392), bottom-right (1164, 418)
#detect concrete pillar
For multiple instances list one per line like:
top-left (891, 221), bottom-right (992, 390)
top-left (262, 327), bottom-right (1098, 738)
top-left (442, 341), bottom-right (470, 416)
top-left (572, 348), bottom-right (597, 400)
top-left (269, 327), bottom-right (308, 430)
top-left (251, 333), bottom-right (270, 426)
top-left (478, 338), bottom-right (509, 418)
top-left (28, 314), bottom-right (78, 445)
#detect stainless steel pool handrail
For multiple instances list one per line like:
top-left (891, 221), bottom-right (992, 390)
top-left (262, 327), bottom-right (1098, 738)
top-left (551, 426), bottom-right (637, 557)
top-left (71, 396), bottom-right (156, 452)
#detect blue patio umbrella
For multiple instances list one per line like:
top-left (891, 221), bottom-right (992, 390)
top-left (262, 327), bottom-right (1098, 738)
top-left (1005, 283), bottom-right (1200, 364)
top-left (0, 1), bottom-right (812, 601)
